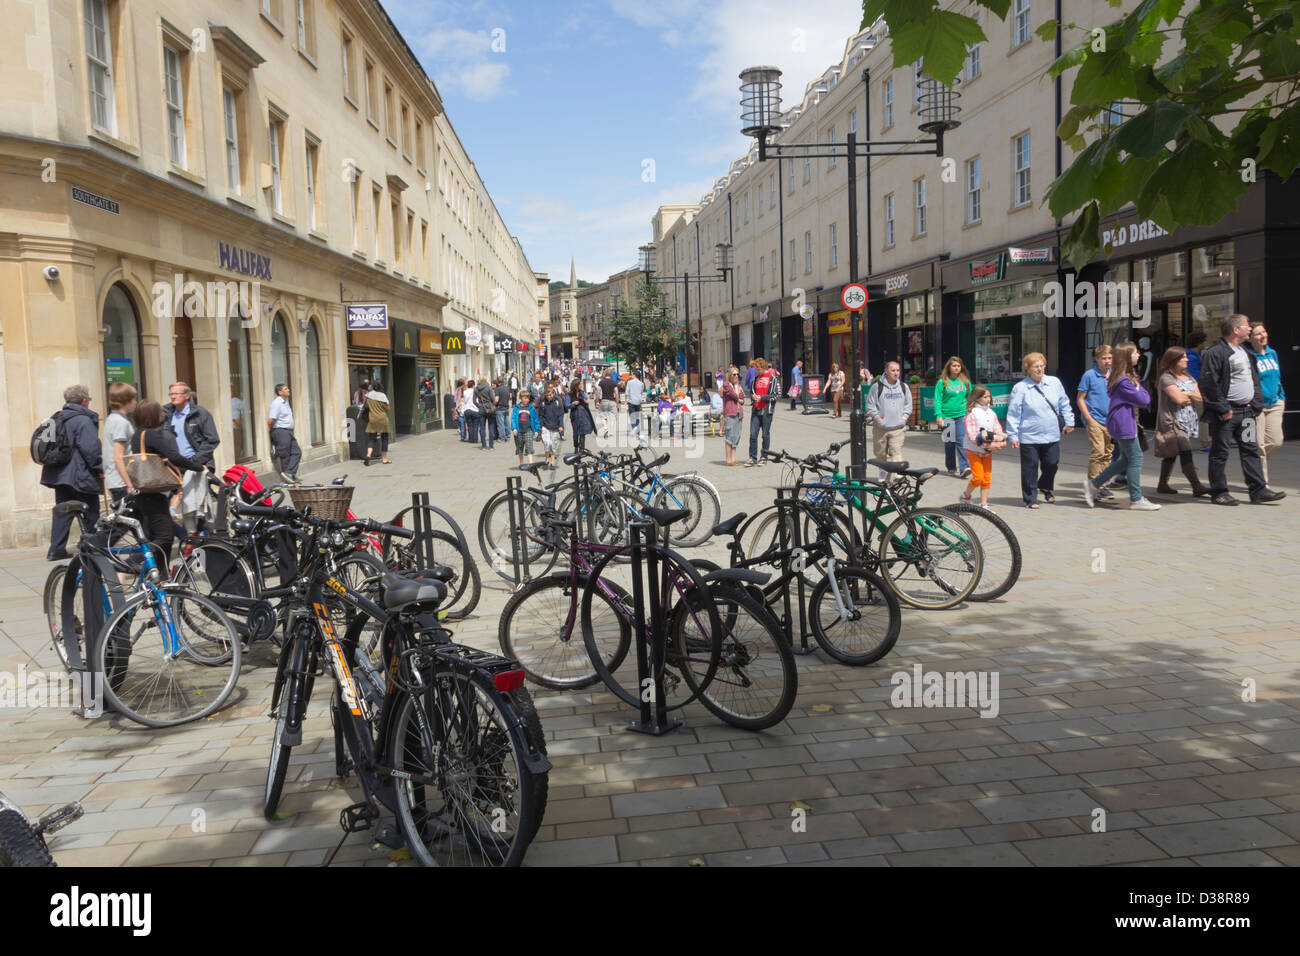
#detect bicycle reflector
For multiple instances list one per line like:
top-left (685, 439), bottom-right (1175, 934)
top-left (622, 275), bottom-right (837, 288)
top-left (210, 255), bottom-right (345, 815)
top-left (492, 670), bottom-right (526, 692)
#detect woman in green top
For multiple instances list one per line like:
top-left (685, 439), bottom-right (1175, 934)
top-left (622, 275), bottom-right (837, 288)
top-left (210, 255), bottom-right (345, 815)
top-left (936, 356), bottom-right (973, 476)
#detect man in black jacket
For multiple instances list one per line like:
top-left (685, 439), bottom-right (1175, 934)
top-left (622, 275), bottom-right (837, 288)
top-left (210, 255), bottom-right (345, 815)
top-left (163, 382), bottom-right (221, 529)
top-left (41, 384), bottom-right (104, 560)
top-left (1198, 314), bottom-right (1285, 505)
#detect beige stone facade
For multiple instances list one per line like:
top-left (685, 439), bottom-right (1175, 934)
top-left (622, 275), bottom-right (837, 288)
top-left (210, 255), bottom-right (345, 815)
top-left (1, 0), bottom-right (539, 546)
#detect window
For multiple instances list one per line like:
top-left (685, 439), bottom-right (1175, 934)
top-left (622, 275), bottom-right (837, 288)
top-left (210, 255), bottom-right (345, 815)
top-left (163, 44), bottom-right (186, 167)
top-left (1102, 101), bottom-right (1125, 127)
top-left (1014, 0), bottom-right (1031, 46)
top-left (882, 78), bottom-right (893, 130)
top-left (341, 28), bottom-right (355, 102)
top-left (364, 58), bottom-right (377, 125)
top-left (884, 193), bottom-right (895, 246)
top-left (745, 260), bottom-right (751, 293)
top-left (967, 44), bottom-right (981, 80)
top-left (261, 0), bottom-right (283, 27)
top-left (228, 314), bottom-right (256, 462)
top-left (383, 81), bottom-right (395, 144)
top-left (771, 249), bottom-right (778, 287)
top-left (372, 184), bottom-right (382, 260)
top-left (804, 231), bottom-right (812, 273)
top-left (829, 223), bottom-right (838, 269)
top-left (803, 156), bottom-right (811, 183)
top-left (1013, 132), bottom-right (1031, 206)
top-left (743, 193), bottom-right (750, 224)
top-left (222, 86), bottom-right (241, 194)
top-left (415, 118), bottom-right (425, 169)
top-left (849, 109), bottom-right (858, 135)
top-left (769, 173), bottom-right (776, 208)
top-left (305, 136), bottom-right (319, 230)
top-left (268, 112), bottom-right (285, 213)
top-left (790, 239), bottom-right (797, 274)
top-left (914, 179), bottom-right (926, 235)
top-left (787, 159), bottom-right (794, 193)
top-left (295, 0), bottom-right (315, 58)
top-left (85, 0), bottom-right (116, 134)
top-left (759, 256), bottom-right (765, 290)
top-left (1174, 251), bottom-right (1186, 277)
top-left (271, 314), bottom-right (292, 398)
top-left (349, 171), bottom-right (360, 249)
top-left (304, 320), bottom-right (324, 445)
top-left (420, 220), bottom-right (428, 279)
top-left (828, 125), bottom-right (837, 169)
top-left (966, 157), bottom-right (981, 224)
top-left (914, 61), bottom-right (924, 107)
top-left (400, 100), bottom-right (410, 157)
top-left (391, 196), bottom-right (401, 267)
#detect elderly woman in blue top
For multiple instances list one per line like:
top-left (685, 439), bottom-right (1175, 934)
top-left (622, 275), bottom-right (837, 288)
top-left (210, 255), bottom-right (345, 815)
top-left (1005, 351), bottom-right (1075, 508)
top-left (1248, 322), bottom-right (1286, 486)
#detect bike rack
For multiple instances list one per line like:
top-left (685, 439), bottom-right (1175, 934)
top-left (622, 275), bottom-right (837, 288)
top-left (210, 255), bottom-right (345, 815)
top-left (502, 475), bottom-right (534, 586)
top-left (626, 517), bottom-right (682, 736)
top-left (60, 536), bottom-right (129, 718)
top-left (772, 488), bottom-right (817, 656)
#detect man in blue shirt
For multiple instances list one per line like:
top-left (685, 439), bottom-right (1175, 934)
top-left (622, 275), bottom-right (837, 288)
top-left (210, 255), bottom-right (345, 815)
top-left (163, 382), bottom-right (220, 532)
top-left (789, 359), bottom-right (803, 411)
top-left (1076, 344), bottom-right (1117, 497)
top-left (266, 383), bottom-right (301, 481)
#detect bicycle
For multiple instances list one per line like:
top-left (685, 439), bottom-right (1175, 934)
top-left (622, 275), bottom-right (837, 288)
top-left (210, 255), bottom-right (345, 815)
top-left (579, 445), bottom-right (721, 549)
top-left (0, 792), bottom-right (82, 867)
top-left (253, 502), bottom-right (550, 866)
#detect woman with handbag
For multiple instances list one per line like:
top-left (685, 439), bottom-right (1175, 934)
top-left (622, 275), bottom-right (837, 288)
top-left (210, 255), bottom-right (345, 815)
top-left (828, 364), bottom-right (845, 418)
top-left (363, 380), bottom-right (391, 466)
top-left (125, 400), bottom-right (204, 564)
top-left (568, 378), bottom-right (595, 452)
top-left (1005, 352), bottom-right (1075, 508)
top-left (1154, 347), bottom-right (1209, 496)
top-left (1082, 342), bottom-right (1160, 511)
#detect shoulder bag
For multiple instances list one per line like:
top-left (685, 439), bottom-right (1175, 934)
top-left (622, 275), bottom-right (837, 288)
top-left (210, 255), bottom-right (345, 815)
top-left (125, 431), bottom-right (183, 494)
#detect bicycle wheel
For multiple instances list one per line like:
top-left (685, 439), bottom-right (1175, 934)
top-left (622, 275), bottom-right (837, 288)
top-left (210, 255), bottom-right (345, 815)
top-left (655, 476), bottom-right (721, 548)
top-left (875, 508), bottom-right (983, 610)
top-left (172, 540), bottom-right (257, 643)
top-left (96, 585), bottom-right (242, 728)
top-left (478, 490), bottom-right (554, 581)
top-left (264, 625), bottom-right (310, 819)
top-left (739, 508), bottom-right (794, 567)
top-left (941, 503), bottom-right (1022, 601)
top-left (670, 584), bottom-right (797, 730)
top-left (389, 667), bottom-right (546, 867)
top-left (0, 805), bottom-right (53, 867)
top-left (499, 573), bottom-right (632, 689)
top-left (392, 529), bottom-right (482, 620)
top-left (808, 566), bottom-right (901, 665)
top-left (44, 564), bottom-right (72, 669)
top-left (332, 552), bottom-right (386, 670)
top-left (800, 505), bottom-right (862, 578)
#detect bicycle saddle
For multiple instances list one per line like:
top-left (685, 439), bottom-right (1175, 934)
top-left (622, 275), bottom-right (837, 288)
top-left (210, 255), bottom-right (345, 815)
top-left (869, 459), bottom-right (909, 473)
top-left (230, 519), bottom-right (256, 534)
top-left (404, 565), bottom-right (456, 583)
top-left (562, 452), bottom-right (583, 466)
top-left (642, 505), bottom-right (691, 528)
top-left (904, 466), bottom-right (940, 478)
top-left (519, 461), bottom-right (548, 476)
top-left (52, 502), bottom-right (87, 517)
top-left (711, 512), bottom-right (747, 538)
top-left (380, 571), bottom-right (446, 610)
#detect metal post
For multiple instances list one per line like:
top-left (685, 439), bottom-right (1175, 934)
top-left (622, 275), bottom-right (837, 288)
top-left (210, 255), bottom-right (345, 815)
top-left (847, 130), bottom-right (867, 482)
top-left (625, 519), bottom-right (681, 736)
top-left (682, 272), bottom-right (691, 394)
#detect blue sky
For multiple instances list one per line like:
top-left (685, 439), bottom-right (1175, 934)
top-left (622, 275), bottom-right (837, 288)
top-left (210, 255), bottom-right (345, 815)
top-left (382, 0), bottom-right (868, 283)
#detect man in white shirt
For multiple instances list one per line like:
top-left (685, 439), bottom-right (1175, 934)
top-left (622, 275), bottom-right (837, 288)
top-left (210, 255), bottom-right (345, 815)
top-left (267, 383), bottom-right (301, 480)
top-left (625, 369), bottom-right (644, 436)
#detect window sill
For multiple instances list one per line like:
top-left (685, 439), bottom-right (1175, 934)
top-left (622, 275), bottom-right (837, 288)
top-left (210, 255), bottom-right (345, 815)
top-left (402, 151), bottom-right (413, 164)
top-left (226, 192), bottom-right (257, 211)
top-left (261, 12), bottom-right (285, 35)
top-left (344, 93), bottom-right (359, 111)
top-left (1008, 201), bottom-right (1032, 214)
top-left (308, 229), bottom-right (328, 242)
top-left (913, 232), bottom-right (927, 241)
top-left (372, 260), bottom-right (387, 271)
top-left (297, 48), bottom-right (317, 70)
top-left (367, 117), bottom-right (380, 132)
top-left (963, 218), bottom-right (982, 230)
top-left (1008, 38), bottom-right (1031, 56)
top-left (386, 136), bottom-right (398, 150)
top-left (271, 211), bottom-right (296, 228)
top-left (883, 242), bottom-right (896, 251)
top-left (167, 165), bottom-right (205, 187)
top-left (352, 249), bottom-right (368, 261)
top-left (88, 129), bottom-right (140, 157)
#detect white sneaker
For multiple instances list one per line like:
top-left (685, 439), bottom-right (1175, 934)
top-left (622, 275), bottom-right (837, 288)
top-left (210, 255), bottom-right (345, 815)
top-left (1129, 498), bottom-right (1162, 511)
top-left (1082, 479), bottom-right (1096, 508)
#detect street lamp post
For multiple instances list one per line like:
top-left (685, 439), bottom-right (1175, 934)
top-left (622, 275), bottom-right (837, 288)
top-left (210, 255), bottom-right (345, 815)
top-left (638, 242), bottom-right (732, 397)
top-left (738, 65), bottom-right (960, 479)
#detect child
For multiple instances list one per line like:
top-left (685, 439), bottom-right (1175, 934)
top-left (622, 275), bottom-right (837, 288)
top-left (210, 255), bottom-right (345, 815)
top-left (960, 385), bottom-right (1006, 510)
top-left (512, 392), bottom-right (540, 466)
top-left (656, 393), bottom-right (676, 439)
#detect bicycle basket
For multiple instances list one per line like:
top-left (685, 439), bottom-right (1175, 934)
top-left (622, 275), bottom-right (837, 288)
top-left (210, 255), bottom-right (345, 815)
top-left (287, 485), bottom-right (354, 521)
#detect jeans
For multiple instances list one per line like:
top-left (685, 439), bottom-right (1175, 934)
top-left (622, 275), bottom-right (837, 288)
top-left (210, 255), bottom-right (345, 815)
top-left (270, 427), bottom-right (301, 475)
top-left (481, 410), bottom-right (494, 449)
top-left (1208, 407), bottom-right (1266, 498)
top-left (628, 405), bottom-right (642, 434)
top-left (748, 410), bottom-right (773, 461)
top-left (465, 410), bottom-right (480, 444)
top-left (944, 440), bottom-right (960, 472)
top-left (496, 409), bottom-right (510, 446)
top-left (48, 486), bottom-right (100, 557)
top-left (457, 414), bottom-right (466, 440)
top-left (1091, 436), bottom-right (1144, 502)
top-left (1017, 442), bottom-right (1060, 505)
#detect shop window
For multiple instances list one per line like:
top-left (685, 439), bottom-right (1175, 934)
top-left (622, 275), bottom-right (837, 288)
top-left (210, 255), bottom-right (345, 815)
top-left (102, 283), bottom-right (145, 399)
top-left (305, 319), bottom-right (325, 444)
top-left (1191, 241), bottom-right (1234, 292)
top-left (271, 314), bottom-right (292, 395)
top-left (228, 313), bottom-right (257, 462)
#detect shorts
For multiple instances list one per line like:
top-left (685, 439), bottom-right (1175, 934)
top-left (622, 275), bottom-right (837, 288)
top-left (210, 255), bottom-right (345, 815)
top-left (541, 427), bottom-right (561, 454)
top-left (872, 425), bottom-right (905, 459)
top-left (515, 431), bottom-right (535, 456)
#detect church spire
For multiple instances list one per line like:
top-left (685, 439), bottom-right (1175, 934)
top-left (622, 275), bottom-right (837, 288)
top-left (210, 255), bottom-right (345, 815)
top-left (569, 257), bottom-right (577, 290)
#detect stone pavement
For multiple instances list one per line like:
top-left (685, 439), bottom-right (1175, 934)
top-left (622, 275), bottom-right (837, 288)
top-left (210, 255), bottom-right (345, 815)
top-left (1, 405), bottom-right (1298, 867)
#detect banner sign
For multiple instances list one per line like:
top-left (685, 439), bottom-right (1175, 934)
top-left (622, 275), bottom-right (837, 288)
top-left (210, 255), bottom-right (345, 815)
top-left (465, 327), bottom-right (482, 346)
top-left (346, 303), bottom-right (388, 330)
top-left (72, 185), bottom-right (120, 215)
top-left (1008, 247), bottom-right (1054, 265)
top-left (827, 310), bottom-right (851, 335)
top-left (441, 330), bottom-right (466, 354)
top-left (800, 374), bottom-right (828, 414)
top-left (495, 337), bottom-right (515, 353)
top-left (969, 253), bottom-right (1007, 286)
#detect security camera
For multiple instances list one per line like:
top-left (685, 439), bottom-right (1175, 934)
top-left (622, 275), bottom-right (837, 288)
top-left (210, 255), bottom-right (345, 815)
top-left (43, 265), bottom-right (60, 281)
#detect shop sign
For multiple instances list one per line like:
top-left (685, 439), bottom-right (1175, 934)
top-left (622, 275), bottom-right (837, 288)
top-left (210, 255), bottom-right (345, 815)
top-left (441, 330), bottom-right (466, 354)
top-left (1101, 218), bottom-right (1170, 251)
top-left (418, 329), bottom-right (441, 354)
top-left (104, 358), bottom-right (133, 383)
top-left (883, 273), bottom-right (910, 295)
top-left (217, 242), bottom-right (272, 280)
top-left (71, 185), bottom-right (120, 215)
top-left (827, 310), bottom-right (851, 335)
top-left (496, 337), bottom-right (515, 353)
top-left (517, 342), bottom-right (529, 351)
top-left (346, 303), bottom-right (388, 330)
top-left (1008, 247), bottom-right (1054, 264)
top-left (969, 253), bottom-right (1007, 286)
top-left (465, 327), bottom-right (482, 347)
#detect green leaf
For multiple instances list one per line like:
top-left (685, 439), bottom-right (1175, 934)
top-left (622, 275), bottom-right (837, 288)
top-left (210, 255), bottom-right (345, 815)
top-left (889, 10), bottom-right (986, 87)
top-left (977, 0), bottom-right (1012, 18)
top-left (1256, 102), bottom-right (1300, 179)
top-left (1061, 202), bottom-right (1102, 271)
top-left (1257, 24), bottom-right (1300, 78)
top-left (1137, 139), bottom-right (1247, 227)
top-left (1048, 43), bottom-right (1089, 81)
top-left (1096, 152), bottom-right (1160, 218)
top-left (1045, 138), bottom-right (1109, 219)
top-left (1035, 20), bottom-right (1059, 42)
top-left (1115, 100), bottom-right (1193, 158)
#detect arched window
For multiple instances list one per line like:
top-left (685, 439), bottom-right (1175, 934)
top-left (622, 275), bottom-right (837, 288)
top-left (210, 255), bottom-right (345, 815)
top-left (228, 314), bottom-right (256, 461)
top-left (271, 313), bottom-right (292, 393)
top-left (103, 283), bottom-right (145, 398)
top-left (305, 319), bottom-right (325, 445)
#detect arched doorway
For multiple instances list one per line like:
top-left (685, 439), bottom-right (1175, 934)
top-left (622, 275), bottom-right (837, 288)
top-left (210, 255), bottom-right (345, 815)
top-left (305, 319), bottom-right (325, 445)
top-left (103, 283), bottom-right (146, 398)
top-left (228, 313), bottom-right (256, 462)
top-left (174, 313), bottom-right (196, 394)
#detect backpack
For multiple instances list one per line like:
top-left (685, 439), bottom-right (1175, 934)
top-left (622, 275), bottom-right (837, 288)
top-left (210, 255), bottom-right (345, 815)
top-left (31, 409), bottom-right (73, 467)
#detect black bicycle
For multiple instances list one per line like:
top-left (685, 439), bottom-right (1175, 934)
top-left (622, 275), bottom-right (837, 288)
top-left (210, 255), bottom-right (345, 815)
top-left (0, 791), bottom-right (82, 867)
top-left (254, 502), bottom-right (549, 867)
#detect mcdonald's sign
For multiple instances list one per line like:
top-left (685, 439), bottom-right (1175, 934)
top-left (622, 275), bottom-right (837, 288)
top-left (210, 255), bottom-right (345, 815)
top-left (441, 331), bottom-right (466, 354)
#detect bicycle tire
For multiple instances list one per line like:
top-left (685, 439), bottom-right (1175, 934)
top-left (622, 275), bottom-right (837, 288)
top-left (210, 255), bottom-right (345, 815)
top-left (670, 584), bottom-right (797, 730)
top-left (940, 503), bottom-right (1022, 601)
top-left (173, 540), bottom-right (258, 640)
top-left (875, 508), bottom-right (983, 610)
top-left (333, 552), bottom-right (387, 671)
top-left (655, 476), bottom-right (721, 548)
top-left (44, 564), bottom-right (71, 669)
top-left (397, 529), bottom-right (482, 620)
top-left (808, 566), bottom-right (901, 665)
top-left (738, 508), bottom-right (795, 567)
top-left (389, 666), bottom-right (544, 867)
top-left (0, 807), bottom-right (53, 867)
top-left (499, 573), bottom-right (632, 689)
top-left (478, 489), bottom-right (555, 581)
top-left (264, 628), bottom-right (309, 819)
top-left (96, 585), bottom-right (242, 728)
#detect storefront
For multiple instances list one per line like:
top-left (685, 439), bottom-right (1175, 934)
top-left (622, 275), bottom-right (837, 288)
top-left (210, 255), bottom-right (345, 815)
top-left (780, 304), bottom-right (820, 378)
top-left (391, 318), bottom-right (442, 434)
top-left (866, 260), bottom-right (939, 378)
top-left (827, 310), bottom-right (853, 374)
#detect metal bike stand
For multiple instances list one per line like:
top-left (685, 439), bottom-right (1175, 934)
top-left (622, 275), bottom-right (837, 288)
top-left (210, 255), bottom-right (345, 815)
top-left (409, 492), bottom-right (436, 569)
top-left (774, 488), bottom-right (817, 656)
top-left (626, 517), bottom-right (682, 736)
top-left (503, 475), bottom-right (532, 586)
top-left (65, 541), bottom-right (129, 718)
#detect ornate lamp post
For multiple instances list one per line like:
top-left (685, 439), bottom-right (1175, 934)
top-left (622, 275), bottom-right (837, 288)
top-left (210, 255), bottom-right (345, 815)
top-left (639, 242), bottom-right (732, 395)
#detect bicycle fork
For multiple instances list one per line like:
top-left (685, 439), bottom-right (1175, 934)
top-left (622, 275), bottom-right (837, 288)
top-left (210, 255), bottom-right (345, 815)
top-left (825, 558), bottom-right (857, 623)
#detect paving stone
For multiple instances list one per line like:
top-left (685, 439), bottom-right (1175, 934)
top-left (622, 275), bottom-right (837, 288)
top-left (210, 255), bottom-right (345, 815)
top-left (971, 790), bottom-right (1097, 824)
top-left (611, 786), bottom-right (726, 818)
top-left (933, 755), bottom-right (1059, 785)
top-left (617, 824), bottom-right (745, 861)
top-left (1197, 767), bottom-right (1300, 801)
top-left (894, 827), bottom-right (972, 851)
top-left (1137, 805), bottom-right (1219, 826)
top-left (738, 811), bottom-right (866, 848)
top-left (1192, 850), bottom-right (1285, 866)
top-left (854, 801), bottom-right (989, 836)
top-left (1139, 817), bottom-right (1295, 857)
top-left (782, 843), bottom-right (830, 863)
top-left (822, 835), bottom-right (901, 859)
top-left (525, 836), bottom-right (620, 867)
top-left (702, 846), bottom-right (787, 867)
top-left (1083, 778), bottom-right (1221, 812)
top-left (886, 843), bottom-right (1033, 866)
top-left (1014, 830), bottom-right (1168, 866)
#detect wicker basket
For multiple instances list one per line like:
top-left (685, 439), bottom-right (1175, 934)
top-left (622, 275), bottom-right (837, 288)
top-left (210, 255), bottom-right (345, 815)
top-left (288, 485), bottom-right (355, 521)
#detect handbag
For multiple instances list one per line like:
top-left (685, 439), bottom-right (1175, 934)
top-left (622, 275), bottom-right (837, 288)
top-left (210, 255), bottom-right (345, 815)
top-left (125, 431), bottom-right (183, 494)
top-left (1033, 384), bottom-right (1067, 433)
top-left (1137, 425), bottom-right (1150, 452)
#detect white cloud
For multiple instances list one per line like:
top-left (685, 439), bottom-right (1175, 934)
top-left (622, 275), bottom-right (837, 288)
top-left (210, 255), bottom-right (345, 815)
top-left (417, 24), bottom-right (512, 101)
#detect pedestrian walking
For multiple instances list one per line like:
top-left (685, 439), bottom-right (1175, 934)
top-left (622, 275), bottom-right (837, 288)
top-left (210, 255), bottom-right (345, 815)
top-left (569, 378), bottom-right (595, 453)
top-left (598, 370), bottom-right (618, 438)
top-left (959, 385), bottom-right (1007, 510)
top-left (935, 356), bottom-right (973, 477)
top-left (494, 377), bottom-right (512, 451)
top-left (1005, 353), bottom-right (1074, 508)
top-left (475, 377), bottom-right (496, 448)
top-left (1082, 342), bottom-right (1160, 510)
top-left (1153, 347), bottom-right (1209, 496)
top-left (625, 368), bottom-right (644, 436)
top-left (512, 392), bottom-right (540, 466)
top-left (864, 362), bottom-right (912, 478)
top-left (162, 382), bottom-right (220, 531)
top-left (539, 384), bottom-right (565, 469)
top-left (362, 379), bottom-right (392, 466)
top-left (1248, 322), bottom-right (1286, 486)
top-left (1199, 314), bottom-right (1285, 505)
top-left (828, 363), bottom-right (845, 417)
top-left (453, 378), bottom-right (467, 441)
top-left (528, 371), bottom-right (545, 405)
top-left (102, 382), bottom-right (137, 508)
top-left (41, 384), bottom-right (104, 560)
top-left (1077, 345), bottom-right (1119, 498)
top-left (746, 358), bottom-right (777, 466)
top-left (721, 367), bottom-right (745, 466)
top-left (126, 400), bottom-right (206, 564)
top-left (789, 359), bottom-right (803, 410)
top-left (267, 383), bottom-right (302, 481)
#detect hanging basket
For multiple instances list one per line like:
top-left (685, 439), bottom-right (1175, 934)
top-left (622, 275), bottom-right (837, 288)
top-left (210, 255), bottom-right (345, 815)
top-left (287, 485), bottom-right (355, 521)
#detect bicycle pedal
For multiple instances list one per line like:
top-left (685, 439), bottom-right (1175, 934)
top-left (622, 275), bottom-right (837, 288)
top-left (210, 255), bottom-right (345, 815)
top-left (339, 801), bottom-right (378, 834)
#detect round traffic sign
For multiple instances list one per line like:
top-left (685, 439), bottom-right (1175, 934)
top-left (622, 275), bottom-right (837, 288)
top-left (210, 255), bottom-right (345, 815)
top-left (841, 283), bottom-right (868, 311)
